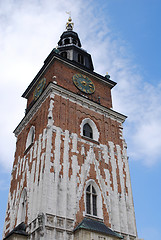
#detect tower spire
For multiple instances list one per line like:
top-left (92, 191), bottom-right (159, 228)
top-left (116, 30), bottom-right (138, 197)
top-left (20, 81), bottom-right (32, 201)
top-left (66, 11), bottom-right (74, 31)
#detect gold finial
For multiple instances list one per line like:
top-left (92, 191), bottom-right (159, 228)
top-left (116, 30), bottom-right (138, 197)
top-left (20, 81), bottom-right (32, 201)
top-left (66, 11), bottom-right (74, 31)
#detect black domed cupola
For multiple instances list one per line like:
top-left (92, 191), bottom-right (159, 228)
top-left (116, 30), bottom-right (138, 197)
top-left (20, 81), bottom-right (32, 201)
top-left (58, 31), bottom-right (81, 47)
top-left (58, 17), bottom-right (81, 48)
top-left (57, 16), bottom-right (94, 71)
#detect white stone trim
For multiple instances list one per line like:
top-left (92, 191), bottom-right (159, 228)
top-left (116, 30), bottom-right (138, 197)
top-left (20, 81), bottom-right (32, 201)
top-left (80, 118), bottom-right (99, 141)
top-left (25, 126), bottom-right (35, 150)
top-left (14, 83), bottom-right (126, 137)
top-left (84, 179), bottom-right (103, 219)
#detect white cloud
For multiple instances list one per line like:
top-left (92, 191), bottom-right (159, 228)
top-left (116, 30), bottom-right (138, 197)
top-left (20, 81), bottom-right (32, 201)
top-left (0, 0), bottom-right (161, 170)
top-left (0, 0), bottom-right (82, 170)
top-left (77, 6), bottom-right (161, 166)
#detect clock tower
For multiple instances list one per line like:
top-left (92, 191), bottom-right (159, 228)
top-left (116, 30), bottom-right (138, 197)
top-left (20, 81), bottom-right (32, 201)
top-left (3, 17), bottom-right (138, 240)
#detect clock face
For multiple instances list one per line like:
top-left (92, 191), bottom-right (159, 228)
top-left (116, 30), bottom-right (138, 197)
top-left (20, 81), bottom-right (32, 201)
top-left (33, 78), bottom-right (46, 100)
top-left (73, 74), bottom-right (95, 94)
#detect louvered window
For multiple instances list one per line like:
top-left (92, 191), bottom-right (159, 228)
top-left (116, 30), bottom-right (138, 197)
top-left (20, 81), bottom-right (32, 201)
top-left (78, 53), bottom-right (84, 64)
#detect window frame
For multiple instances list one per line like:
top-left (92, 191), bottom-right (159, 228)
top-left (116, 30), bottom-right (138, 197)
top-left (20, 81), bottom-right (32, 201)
top-left (84, 180), bottom-right (103, 220)
top-left (83, 123), bottom-right (93, 139)
top-left (86, 184), bottom-right (97, 216)
top-left (25, 126), bottom-right (35, 151)
top-left (80, 118), bottom-right (99, 142)
top-left (17, 188), bottom-right (27, 225)
top-left (78, 53), bottom-right (84, 65)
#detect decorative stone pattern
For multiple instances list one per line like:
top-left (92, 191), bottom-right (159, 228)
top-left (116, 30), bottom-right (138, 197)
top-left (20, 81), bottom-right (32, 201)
top-left (46, 214), bottom-right (54, 226)
top-left (56, 217), bottom-right (64, 228)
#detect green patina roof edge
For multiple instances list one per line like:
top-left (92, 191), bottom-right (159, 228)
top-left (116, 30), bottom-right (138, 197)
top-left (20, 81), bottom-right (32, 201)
top-left (73, 218), bottom-right (123, 239)
top-left (3, 222), bottom-right (28, 240)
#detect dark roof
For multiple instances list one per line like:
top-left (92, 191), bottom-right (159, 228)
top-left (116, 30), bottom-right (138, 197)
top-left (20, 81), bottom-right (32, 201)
top-left (3, 222), bottom-right (28, 240)
top-left (58, 30), bottom-right (82, 47)
top-left (73, 218), bottom-right (123, 239)
top-left (57, 44), bottom-right (94, 71)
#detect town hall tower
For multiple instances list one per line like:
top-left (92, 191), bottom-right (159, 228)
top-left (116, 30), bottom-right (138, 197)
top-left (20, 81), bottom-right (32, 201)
top-left (3, 17), bottom-right (138, 240)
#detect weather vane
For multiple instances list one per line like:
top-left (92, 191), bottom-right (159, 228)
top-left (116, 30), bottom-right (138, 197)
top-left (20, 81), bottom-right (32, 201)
top-left (66, 11), bottom-right (71, 18)
top-left (66, 11), bottom-right (74, 31)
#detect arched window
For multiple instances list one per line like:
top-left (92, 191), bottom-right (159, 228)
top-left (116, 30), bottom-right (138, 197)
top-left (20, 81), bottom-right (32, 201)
top-left (83, 123), bottom-right (93, 139)
top-left (86, 184), bottom-right (97, 216)
top-left (80, 118), bottom-right (99, 142)
top-left (25, 126), bottom-right (35, 150)
top-left (17, 188), bottom-right (27, 225)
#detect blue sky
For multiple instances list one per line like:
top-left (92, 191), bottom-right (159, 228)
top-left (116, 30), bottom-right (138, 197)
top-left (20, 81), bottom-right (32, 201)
top-left (0, 1), bottom-right (161, 239)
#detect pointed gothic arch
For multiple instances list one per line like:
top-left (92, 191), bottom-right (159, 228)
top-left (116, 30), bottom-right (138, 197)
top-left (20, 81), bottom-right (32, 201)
top-left (86, 184), bottom-right (97, 216)
top-left (84, 180), bottom-right (103, 219)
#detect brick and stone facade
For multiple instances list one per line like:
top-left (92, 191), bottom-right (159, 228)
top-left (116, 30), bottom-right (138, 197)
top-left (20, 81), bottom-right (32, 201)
top-left (3, 19), bottom-right (138, 240)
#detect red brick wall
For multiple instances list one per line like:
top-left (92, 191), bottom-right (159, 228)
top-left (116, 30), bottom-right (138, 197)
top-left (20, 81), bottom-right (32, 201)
top-left (27, 59), bottom-right (113, 110)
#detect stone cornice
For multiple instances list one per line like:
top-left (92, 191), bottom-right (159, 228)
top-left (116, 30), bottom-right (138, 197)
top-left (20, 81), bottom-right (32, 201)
top-left (14, 82), bottom-right (127, 137)
top-left (50, 82), bottom-right (127, 121)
